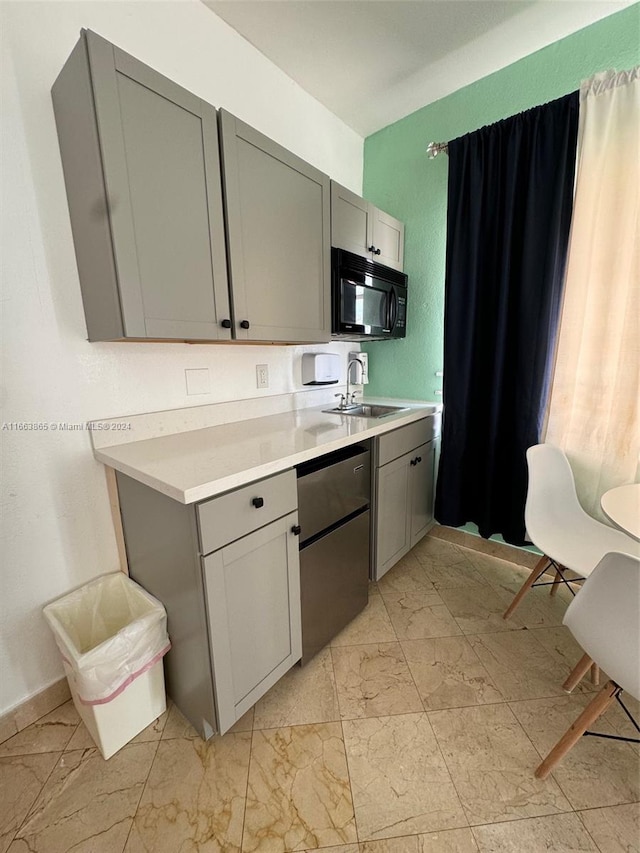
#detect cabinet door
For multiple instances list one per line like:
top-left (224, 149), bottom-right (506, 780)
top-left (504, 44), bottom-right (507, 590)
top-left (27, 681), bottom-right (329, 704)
top-left (330, 181), bottom-right (371, 258)
top-left (202, 512), bottom-right (302, 734)
top-left (86, 31), bottom-right (231, 340)
top-left (371, 207), bottom-right (405, 272)
top-left (219, 110), bottom-right (331, 343)
top-left (374, 452), bottom-right (412, 581)
top-left (409, 440), bottom-right (436, 548)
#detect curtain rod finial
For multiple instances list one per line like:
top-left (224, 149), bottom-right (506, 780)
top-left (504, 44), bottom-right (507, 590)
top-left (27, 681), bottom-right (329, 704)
top-left (426, 141), bottom-right (448, 159)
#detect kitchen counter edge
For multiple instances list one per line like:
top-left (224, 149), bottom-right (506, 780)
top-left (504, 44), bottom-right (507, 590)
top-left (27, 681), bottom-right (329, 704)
top-left (93, 400), bottom-right (442, 505)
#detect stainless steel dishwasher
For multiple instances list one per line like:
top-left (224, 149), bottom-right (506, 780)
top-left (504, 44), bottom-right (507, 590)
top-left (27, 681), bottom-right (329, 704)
top-left (296, 442), bottom-right (371, 664)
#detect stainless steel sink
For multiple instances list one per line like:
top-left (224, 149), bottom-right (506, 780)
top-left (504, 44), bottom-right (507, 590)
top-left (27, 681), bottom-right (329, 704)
top-left (323, 404), bottom-right (408, 418)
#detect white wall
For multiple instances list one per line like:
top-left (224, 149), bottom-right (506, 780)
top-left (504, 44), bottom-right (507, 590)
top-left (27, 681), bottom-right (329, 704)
top-left (0, 0), bottom-right (363, 716)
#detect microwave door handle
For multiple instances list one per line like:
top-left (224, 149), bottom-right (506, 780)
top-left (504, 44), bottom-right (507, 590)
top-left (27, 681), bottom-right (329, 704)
top-left (388, 288), bottom-right (397, 331)
top-left (383, 289), bottom-right (394, 331)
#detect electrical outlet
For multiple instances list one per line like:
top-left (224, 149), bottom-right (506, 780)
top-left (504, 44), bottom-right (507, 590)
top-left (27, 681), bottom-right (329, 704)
top-left (256, 364), bottom-right (269, 389)
top-left (185, 368), bottom-right (210, 395)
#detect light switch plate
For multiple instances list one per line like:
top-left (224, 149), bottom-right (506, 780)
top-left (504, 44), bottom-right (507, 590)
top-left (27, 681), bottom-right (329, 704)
top-left (256, 364), bottom-right (269, 389)
top-left (185, 368), bottom-right (210, 395)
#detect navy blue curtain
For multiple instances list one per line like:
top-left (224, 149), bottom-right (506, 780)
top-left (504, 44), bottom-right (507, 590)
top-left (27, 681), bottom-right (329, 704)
top-left (435, 92), bottom-right (579, 545)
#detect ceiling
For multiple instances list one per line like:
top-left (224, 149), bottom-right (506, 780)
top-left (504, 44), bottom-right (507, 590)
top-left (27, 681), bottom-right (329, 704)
top-left (203, 0), bottom-right (632, 136)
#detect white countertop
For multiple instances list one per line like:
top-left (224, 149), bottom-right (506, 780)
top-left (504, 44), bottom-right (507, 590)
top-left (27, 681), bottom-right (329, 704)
top-left (94, 399), bottom-right (441, 504)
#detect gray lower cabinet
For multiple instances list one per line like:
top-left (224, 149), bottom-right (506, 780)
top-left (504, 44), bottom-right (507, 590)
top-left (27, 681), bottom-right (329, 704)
top-left (202, 513), bottom-right (301, 733)
top-left (331, 181), bottom-right (405, 272)
top-left (116, 468), bottom-right (301, 739)
top-left (52, 30), bottom-right (231, 342)
top-left (373, 418), bottom-right (439, 580)
top-left (408, 441), bottom-right (437, 546)
top-left (219, 110), bottom-right (331, 343)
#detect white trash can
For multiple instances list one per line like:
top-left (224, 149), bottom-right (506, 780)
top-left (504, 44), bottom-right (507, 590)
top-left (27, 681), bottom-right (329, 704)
top-left (44, 572), bottom-right (170, 759)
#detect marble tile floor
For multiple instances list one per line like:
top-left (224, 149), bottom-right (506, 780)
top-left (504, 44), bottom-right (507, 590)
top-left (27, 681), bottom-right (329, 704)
top-left (2, 536), bottom-right (638, 852)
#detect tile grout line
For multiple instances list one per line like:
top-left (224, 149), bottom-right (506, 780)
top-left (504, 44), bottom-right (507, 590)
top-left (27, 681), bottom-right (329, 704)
top-left (9, 747), bottom-right (65, 847)
top-left (397, 633), bottom-right (506, 713)
top-left (9, 705), bottom-right (84, 843)
top-left (6, 538), bottom-right (635, 850)
top-left (0, 699), bottom-right (81, 760)
top-left (329, 645), bottom-right (348, 723)
top-left (574, 808), bottom-right (608, 853)
top-left (576, 801), bottom-right (640, 853)
top-left (239, 712), bottom-right (256, 853)
top-left (449, 631), bottom-right (504, 701)
top-left (121, 736), bottom-right (163, 852)
top-left (420, 705), bottom-right (474, 831)
top-left (0, 694), bottom-right (73, 747)
top-left (378, 585), bottom-right (400, 644)
top-left (466, 809), bottom-right (602, 848)
top-left (414, 541), bottom-right (577, 825)
top-left (325, 638), bottom-right (360, 847)
top-left (339, 716), bottom-right (361, 846)
top-left (391, 626), bottom-right (480, 834)
top-left (501, 698), bottom-right (581, 815)
top-left (459, 625), bottom-right (585, 703)
top-left (378, 548), bottom-right (479, 826)
top-left (247, 701), bottom-right (542, 729)
top-left (395, 627), bottom-right (426, 715)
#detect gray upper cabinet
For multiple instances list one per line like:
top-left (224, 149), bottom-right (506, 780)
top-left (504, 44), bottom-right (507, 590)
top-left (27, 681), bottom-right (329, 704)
top-left (219, 110), bottom-right (331, 343)
top-left (331, 181), bottom-right (405, 272)
top-left (371, 207), bottom-right (405, 271)
top-left (330, 181), bottom-right (371, 258)
top-left (52, 30), bottom-right (231, 341)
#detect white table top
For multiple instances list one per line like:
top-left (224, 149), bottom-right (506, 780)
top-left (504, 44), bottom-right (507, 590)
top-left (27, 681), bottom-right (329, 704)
top-left (601, 483), bottom-right (640, 541)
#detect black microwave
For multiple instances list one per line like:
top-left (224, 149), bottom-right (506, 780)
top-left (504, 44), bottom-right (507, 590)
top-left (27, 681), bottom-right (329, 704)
top-left (331, 248), bottom-right (407, 341)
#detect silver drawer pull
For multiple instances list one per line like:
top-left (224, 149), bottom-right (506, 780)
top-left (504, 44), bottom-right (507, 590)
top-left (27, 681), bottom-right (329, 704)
top-left (353, 465), bottom-right (364, 472)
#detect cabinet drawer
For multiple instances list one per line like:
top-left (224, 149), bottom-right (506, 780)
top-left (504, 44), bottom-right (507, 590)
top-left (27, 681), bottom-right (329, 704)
top-left (377, 417), bottom-right (435, 466)
top-left (197, 469), bottom-right (297, 555)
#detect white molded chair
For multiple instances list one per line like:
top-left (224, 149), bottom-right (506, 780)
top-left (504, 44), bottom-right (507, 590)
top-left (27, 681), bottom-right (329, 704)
top-left (535, 551), bottom-right (640, 778)
top-left (503, 444), bottom-right (637, 622)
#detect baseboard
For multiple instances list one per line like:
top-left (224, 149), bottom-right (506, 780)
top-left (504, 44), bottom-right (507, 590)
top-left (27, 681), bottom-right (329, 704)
top-left (0, 677), bottom-right (71, 745)
top-left (429, 524), bottom-right (540, 569)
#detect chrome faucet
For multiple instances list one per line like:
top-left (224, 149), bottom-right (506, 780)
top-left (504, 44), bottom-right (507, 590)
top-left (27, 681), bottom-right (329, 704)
top-left (335, 356), bottom-right (364, 410)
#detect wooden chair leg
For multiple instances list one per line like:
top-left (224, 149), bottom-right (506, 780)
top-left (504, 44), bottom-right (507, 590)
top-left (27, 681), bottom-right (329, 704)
top-left (503, 555), bottom-right (549, 620)
top-left (549, 569), bottom-right (562, 597)
top-left (535, 680), bottom-right (619, 779)
top-left (590, 663), bottom-right (600, 686)
top-left (563, 653), bottom-right (593, 693)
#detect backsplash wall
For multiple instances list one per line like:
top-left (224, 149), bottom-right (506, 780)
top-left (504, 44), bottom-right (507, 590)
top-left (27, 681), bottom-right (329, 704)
top-left (0, 0), bottom-right (363, 716)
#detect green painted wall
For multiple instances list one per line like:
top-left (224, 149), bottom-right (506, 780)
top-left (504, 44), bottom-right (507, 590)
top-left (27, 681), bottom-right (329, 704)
top-left (362, 4), bottom-right (640, 400)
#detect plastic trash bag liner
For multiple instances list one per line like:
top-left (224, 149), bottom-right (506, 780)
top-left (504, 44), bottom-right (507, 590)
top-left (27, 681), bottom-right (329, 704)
top-left (43, 572), bottom-right (170, 705)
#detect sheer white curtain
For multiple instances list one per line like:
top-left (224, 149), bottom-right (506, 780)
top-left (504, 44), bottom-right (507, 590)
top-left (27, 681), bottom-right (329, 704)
top-left (546, 67), bottom-right (640, 518)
